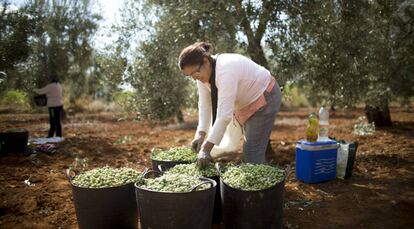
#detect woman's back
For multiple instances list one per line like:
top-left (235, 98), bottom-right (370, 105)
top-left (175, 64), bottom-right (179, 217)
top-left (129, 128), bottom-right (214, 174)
top-left (43, 83), bottom-right (63, 107)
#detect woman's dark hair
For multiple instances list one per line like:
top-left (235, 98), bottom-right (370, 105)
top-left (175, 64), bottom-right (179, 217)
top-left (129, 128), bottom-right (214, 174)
top-left (48, 74), bottom-right (59, 83)
top-left (178, 42), bottom-right (213, 70)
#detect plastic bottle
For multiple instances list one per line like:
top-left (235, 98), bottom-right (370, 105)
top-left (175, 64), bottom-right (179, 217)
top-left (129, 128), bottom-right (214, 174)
top-left (306, 112), bottom-right (318, 142)
top-left (318, 106), bottom-right (330, 141)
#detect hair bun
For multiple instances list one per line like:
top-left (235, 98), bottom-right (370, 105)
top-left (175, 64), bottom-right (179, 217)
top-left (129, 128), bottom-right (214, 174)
top-left (202, 42), bottom-right (211, 52)
top-left (195, 41), bottom-right (212, 53)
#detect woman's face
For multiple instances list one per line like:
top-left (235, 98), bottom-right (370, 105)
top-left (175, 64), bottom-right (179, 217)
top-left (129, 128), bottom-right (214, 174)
top-left (182, 57), bottom-right (210, 83)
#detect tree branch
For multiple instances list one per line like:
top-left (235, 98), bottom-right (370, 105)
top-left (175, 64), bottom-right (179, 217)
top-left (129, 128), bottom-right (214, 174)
top-left (234, 0), bottom-right (254, 41)
top-left (255, 0), bottom-right (272, 41)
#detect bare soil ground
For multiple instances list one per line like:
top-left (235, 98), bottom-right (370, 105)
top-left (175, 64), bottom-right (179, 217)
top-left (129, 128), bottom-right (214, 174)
top-left (0, 107), bottom-right (413, 229)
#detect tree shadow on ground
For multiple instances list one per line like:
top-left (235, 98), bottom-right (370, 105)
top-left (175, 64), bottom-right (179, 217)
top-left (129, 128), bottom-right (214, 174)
top-left (380, 121), bottom-right (414, 139)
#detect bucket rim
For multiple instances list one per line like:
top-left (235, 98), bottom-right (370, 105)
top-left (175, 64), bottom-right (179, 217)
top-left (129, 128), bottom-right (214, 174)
top-left (70, 180), bottom-right (136, 190)
top-left (135, 177), bottom-right (216, 194)
top-left (1, 128), bottom-right (29, 134)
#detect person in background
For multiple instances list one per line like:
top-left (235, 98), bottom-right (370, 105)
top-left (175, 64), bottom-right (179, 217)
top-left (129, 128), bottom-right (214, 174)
top-left (178, 42), bottom-right (282, 168)
top-left (34, 74), bottom-right (64, 138)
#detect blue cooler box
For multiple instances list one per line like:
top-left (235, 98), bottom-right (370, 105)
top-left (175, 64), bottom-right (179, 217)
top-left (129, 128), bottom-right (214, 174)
top-left (296, 140), bottom-right (339, 183)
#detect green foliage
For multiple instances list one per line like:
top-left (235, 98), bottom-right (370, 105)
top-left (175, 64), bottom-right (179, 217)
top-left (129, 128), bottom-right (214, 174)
top-left (27, 0), bottom-right (101, 102)
top-left (112, 91), bottom-right (135, 107)
top-left (92, 51), bottom-right (128, 101)
top-left (0, 2), bottom-right (36, 73)
top-left (2, 0), bottom-right (411, 122)
top-left (272, 0), bottom-right (413, 111)
top-left (114, 0), bottom-right (282, 121)
top-left (129, 38), bottom-right (190, 120)
top-left (0, 2), bottom-right (37, 95)
top-left (388, 1), bottom-right (414, 103)
top-left (0, 89), bottom-right (29, 109)
top-left (282, 83), bottom-right (309, 108)
top-left (1, 0), bottom-right (101, 104)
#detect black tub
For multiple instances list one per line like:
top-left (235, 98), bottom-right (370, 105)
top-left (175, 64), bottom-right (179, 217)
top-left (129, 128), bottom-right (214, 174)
top-left (210, 175), bottom-right (222, 225)
top-left (157, 165), bottom-right (222, 225)
top-left (135, 171), bottom-right (216, 229)
top-left (34, 94), bottom-right (47, 107)
top-left (66, 170), bottom-right (138, 229)
top-left (220, 166), bottom-right (289, 229)
top-left (0, 129), bottom-right (29, 154)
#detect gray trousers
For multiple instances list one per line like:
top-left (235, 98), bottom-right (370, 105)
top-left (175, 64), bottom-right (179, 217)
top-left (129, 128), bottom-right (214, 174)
top-left (243, 82), bottom-right (282, 163)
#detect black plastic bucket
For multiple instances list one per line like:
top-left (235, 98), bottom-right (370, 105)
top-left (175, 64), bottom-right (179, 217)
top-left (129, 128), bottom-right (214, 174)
top-left (67, 171), bottom-right (138, 229)
top-left (210, 176), bottom-right (222, 225)
top-left (220, 167), bottom-right (289, 229)
top-left (135, 171), bottom-right (216, 229)
top-left (0, 129), bottom-right (29, 154)
top-left (34, 94), bottom-right (47, 106)
top-left (157, 166), bottom-right (222, 225)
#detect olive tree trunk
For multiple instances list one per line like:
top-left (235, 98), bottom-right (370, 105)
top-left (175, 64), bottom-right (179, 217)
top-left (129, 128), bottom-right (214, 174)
top-left (364, 103), bottom-right (392, 127)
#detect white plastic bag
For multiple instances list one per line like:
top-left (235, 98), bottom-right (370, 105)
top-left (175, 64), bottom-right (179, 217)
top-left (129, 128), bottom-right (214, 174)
top-left (210, 118), bottom-right (243, 159)
top-left (336, 143), bottom-right (350, 179)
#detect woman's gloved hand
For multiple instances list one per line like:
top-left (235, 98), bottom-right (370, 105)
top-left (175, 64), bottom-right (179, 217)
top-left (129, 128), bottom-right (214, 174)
top-left (191, 134), bottom-right (205, 153)
top-left (197, 150), bottom-right (212, 169)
